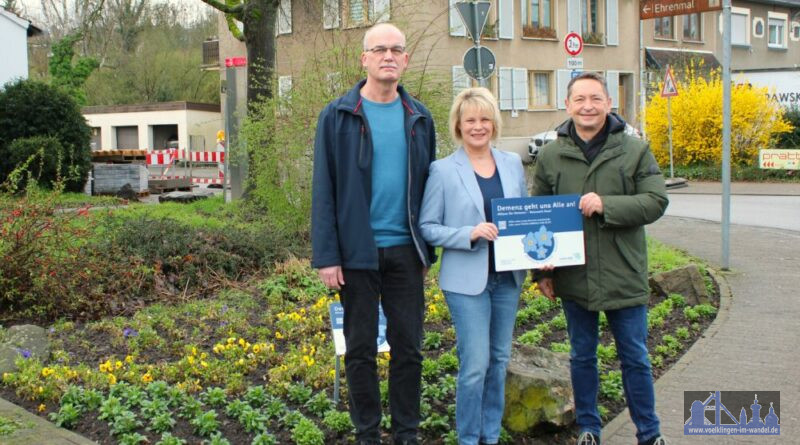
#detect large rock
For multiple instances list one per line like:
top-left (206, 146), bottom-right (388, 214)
top-left (159, 190), bottom-right (215, 203)
top-left (503, 343), bottom-right (574, 432)
top-left (649, 264), bottom-right (709, 305)
top-left (0, 325), bottom-right (50, 374)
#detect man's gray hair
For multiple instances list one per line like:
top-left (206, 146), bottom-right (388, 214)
top-left (566, 72), bottom-right (609, 99)
top-left (362, 23), bottom-right (406, 50)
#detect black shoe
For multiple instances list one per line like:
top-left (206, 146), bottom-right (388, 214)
top-left (638, 435), bottom-right (667, 445)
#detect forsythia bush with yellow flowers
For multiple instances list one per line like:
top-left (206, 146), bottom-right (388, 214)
top-left (645, 65), bottom-right (792, 166)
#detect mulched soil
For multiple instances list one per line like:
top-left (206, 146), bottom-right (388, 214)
top-left (0, 275), bottom-right (720, 445)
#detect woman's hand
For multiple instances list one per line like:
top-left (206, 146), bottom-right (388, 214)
top-left (470, 222), bottom-right (499, 242)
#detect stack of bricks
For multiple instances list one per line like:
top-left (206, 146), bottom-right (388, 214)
top-left (92, 163), bottom-right (148, 195)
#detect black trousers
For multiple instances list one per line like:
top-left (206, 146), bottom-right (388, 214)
top-left (341, 245), bottom-right (425, 442)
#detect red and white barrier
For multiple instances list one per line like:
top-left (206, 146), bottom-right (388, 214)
top-left (145, 149), bottom-right (179, 166)
top-left (144, 148), bottom-right (226, 186)
top-left (178, 150), bottom-right (225, 163)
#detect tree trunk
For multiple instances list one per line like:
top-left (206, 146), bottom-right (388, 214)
top-left (242, 0), bottom-right (278, 108)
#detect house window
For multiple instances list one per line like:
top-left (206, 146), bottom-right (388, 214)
top-left (730, 8), bottom-right (750, 46)
top-left (791, 22), bottom-right (800, 41)
top-left (529, 71), bottom-right (552, 108)
top-left (343, 0), bottom-right (390, 28)
top-left (522, 0), bottom-right (555, 38)
top-left (768, 12), bottom-right (787, 48)
top-left (683, 13), bottom-right (701, 41)
top-left (278, 75), bottom-right (292, 114)
top-left (655, 17), bottom-right (674, 39)
top-left (753, 18), bottom-right (764, 38)
top-left (481, 0), bottom-right (500, 39)
top-left (276, 0), bottom-right (291, 35)
top-left (348, 0), bottom-right (366, 25)
top-left (580, 0), bottom-right (603, 44)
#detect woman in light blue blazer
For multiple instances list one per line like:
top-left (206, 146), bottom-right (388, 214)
top-left (419, 87), bottom-right (528, 445)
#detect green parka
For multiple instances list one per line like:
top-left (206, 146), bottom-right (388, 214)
top-left (532, 114), bottom-right (668, 311)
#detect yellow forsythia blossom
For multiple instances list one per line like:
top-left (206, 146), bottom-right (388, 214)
top-left (646, 63), bottom-right (791, 167)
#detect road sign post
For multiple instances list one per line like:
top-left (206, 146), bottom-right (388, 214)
top-left (660, 65), bottom-right (679, 178)
top-left (456, 1), bottom-right (495, 85)
top-left (564, 32), bottom-right (583, 56)
top-left (463, 46), bottom-right (496, 81)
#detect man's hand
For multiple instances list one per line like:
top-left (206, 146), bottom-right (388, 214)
top-left (318, 266), bottom-right (345, 290)
top-left (470, 222), bottom-right (499, 242)
top-left (579, 192), bottom-right (604, 217)
top-left (537, 277), bottom-right (556, 302)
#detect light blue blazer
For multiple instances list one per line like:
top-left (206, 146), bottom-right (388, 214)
top-left (420, 147), bottom-right (528, 296)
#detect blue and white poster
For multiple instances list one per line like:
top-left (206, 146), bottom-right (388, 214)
top-left (329, 302), bottom-right (390, 356)
top-left (491, 195), bottom-right (585, 271)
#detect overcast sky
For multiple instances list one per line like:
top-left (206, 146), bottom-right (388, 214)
top-left (17, 0), bottom-right (216, 25)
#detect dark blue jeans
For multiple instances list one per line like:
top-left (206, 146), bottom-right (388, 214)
top-left (561, 299), bottom-right (661, 443)
top-left (340, 245), bottom-right (424, 442)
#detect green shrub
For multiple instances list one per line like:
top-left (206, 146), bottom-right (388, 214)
top-left (321, 410), bottom-right (353, 434)
top-left (777, 106), bottom-right (800, 148)
top-left (0, 193), bottom-right (154, 321)
top-left (101, 215), bottom-right (292, 286)
top-left (0, 79), bottom-right (90, 192)
top-left (2, 136), bottom-right (65, 191)
top-left (599, 371), bottom-right (624, 401)
top-left (290, 417), bottom-right (324, 445)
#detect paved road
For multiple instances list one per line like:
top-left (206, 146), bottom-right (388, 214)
top-left (665, 192), bottom-right (800, 231)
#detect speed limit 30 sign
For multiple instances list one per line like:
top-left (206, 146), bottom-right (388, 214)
top-left (564, 32), bottom-right (583, 56)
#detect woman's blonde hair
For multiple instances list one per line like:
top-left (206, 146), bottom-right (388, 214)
top-left (449, 87), bottom-right (502, 143)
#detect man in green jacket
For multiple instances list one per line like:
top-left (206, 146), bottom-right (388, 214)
top-left (532, 72), bottom-right (669, 445)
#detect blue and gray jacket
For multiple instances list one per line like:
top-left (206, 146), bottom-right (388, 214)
top-left (311, 80), bottom-right (437, 270)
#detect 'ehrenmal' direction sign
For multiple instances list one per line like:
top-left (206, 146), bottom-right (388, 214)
top-left (640, 0), bottom-right (722, 20)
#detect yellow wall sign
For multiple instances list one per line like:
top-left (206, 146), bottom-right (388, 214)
top-left (759, 149), bottom-right (800, 170)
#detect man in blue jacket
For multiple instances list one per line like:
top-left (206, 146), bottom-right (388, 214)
top-left (311, 23), bottom-right (436, 445)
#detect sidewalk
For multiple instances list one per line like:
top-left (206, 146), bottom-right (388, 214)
top-left (602, 216), bottom-right (799, 444)
top-left (668, 180), bottom-right (800, 196)
top-left (0, 396), bottom-right (96, 444)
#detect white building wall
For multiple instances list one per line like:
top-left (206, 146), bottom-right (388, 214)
top-left (84, 108), bottom-right (222, 152)
top-left (0, 9), bottom-right (30, 87)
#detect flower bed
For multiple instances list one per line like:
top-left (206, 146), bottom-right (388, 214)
top-left (0, 257), bottom-right (719, 445)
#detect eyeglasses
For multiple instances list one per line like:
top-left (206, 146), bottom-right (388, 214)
top-left (365, 45), bottom-right (406, 56)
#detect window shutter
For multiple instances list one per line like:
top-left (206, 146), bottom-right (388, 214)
top-left (277, 0), bottom-right (291, 35)
top-left (323, 0), bottom-right (340, 29)
top-left (606, 71), bottom-right (619, 108)
top-left (370, 0), bottom-right (390, 23)
top-left (567, 0), bottom-right (580, 33)
top-left (499, 68), bottom-right (513, 110)
top-left (278, 75), bottom-right (293, 99)
top-left (557, 70), bottom-right (571, 109)
top-left (499, 0), bottom-right (514, 39)
top-left (449, 0), bottom-right (466, 36)
top-left (606, 0), bottom-right (618, 45)
top-left (452, 66), bottom-right (470, 98)
top-left (513, 68), bottom-right (528, 110)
